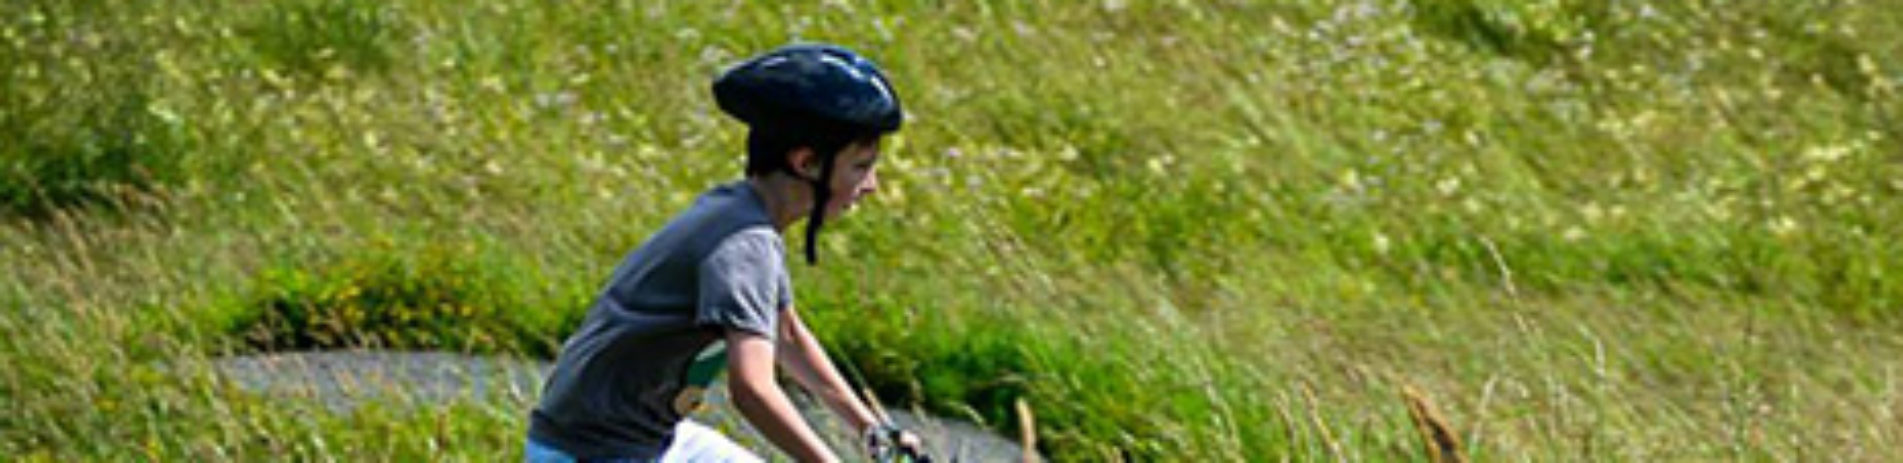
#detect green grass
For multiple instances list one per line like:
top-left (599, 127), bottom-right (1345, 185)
top-left (5, 0), bottom-right (1903, 460)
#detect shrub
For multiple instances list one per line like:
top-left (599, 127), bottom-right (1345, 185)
top-left (232, 240), bottom-right (551, 355)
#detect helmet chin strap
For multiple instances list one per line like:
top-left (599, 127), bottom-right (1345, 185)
top-left (801, 152), bottom-right (837, 266)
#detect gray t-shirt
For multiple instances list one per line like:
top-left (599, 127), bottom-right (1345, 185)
top-left (529, 181), bottom-right (793, 459)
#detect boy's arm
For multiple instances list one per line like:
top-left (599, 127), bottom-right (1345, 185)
top-left (727, 328), bottom-right (839, 463)
top-left (775, 306), bottom-right (881, 435)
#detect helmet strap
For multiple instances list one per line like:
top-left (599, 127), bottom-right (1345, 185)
top-left (801, 150), bottom-right (837, 266)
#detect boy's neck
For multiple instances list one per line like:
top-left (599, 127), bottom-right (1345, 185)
top-left (747, 174), bottom-right (814, 232)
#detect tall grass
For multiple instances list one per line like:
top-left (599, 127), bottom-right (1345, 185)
top-left (4, 0), bottom-right (1902, 460)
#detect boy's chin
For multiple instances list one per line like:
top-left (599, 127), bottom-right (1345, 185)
top-left (825, 202), bottom-right (857, 219)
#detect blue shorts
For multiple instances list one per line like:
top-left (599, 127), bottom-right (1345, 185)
top-left (525, 436), bottom-right (648, 463)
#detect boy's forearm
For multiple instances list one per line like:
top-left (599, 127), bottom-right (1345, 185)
top-left (778, 309), bottom-right (881, 433)
top-left (808, 354), bottom-right (880, 433)
top-left (729, 378), bottom-right (838, 463)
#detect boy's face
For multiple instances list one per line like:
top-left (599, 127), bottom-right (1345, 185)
top-left (820, 138), bottom-right (881, 220)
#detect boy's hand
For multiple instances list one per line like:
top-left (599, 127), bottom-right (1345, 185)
top-left (865, 423), bottom-right (932, 462)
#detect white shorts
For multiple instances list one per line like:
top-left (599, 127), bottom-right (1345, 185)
top-left (660, 421), bottom-right (762, 463)
top-left (526, 420), bottom-right (761, 463)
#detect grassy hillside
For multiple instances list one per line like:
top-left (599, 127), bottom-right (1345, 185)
top-left (4, 0), bottom-right (1901, 460)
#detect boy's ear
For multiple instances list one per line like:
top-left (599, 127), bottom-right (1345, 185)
top-left (787, 147), bottom-right (818, 179)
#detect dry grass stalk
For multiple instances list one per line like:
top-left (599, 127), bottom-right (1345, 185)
top-left (1016, 398), bottom-right (1039, 463)
top-left (1402, 384), bottom-right (1467, 463)
top-left (1301, 384), bottom-right (1345, 461)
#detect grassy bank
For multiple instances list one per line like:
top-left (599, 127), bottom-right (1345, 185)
top-left (5, 0), bottom-right (1901, 460)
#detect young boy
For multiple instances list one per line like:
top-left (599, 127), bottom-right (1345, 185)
top-left (525, 44), bottom-right (925, 462)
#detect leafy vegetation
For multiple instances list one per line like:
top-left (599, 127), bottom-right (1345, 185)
top-left (4, 0), bottom-right (1901, 460)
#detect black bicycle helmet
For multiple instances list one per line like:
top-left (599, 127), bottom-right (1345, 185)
top-left (713, 43), bottom-right (904, 265)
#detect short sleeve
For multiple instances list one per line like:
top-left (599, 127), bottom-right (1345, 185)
top-left (697, 228), bottom-right (789, 339)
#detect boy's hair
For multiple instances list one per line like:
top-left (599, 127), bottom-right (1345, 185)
top-left (742, 125), bottom-right (877, 266)
top-left (744, 126), bottom-right (865, 178)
